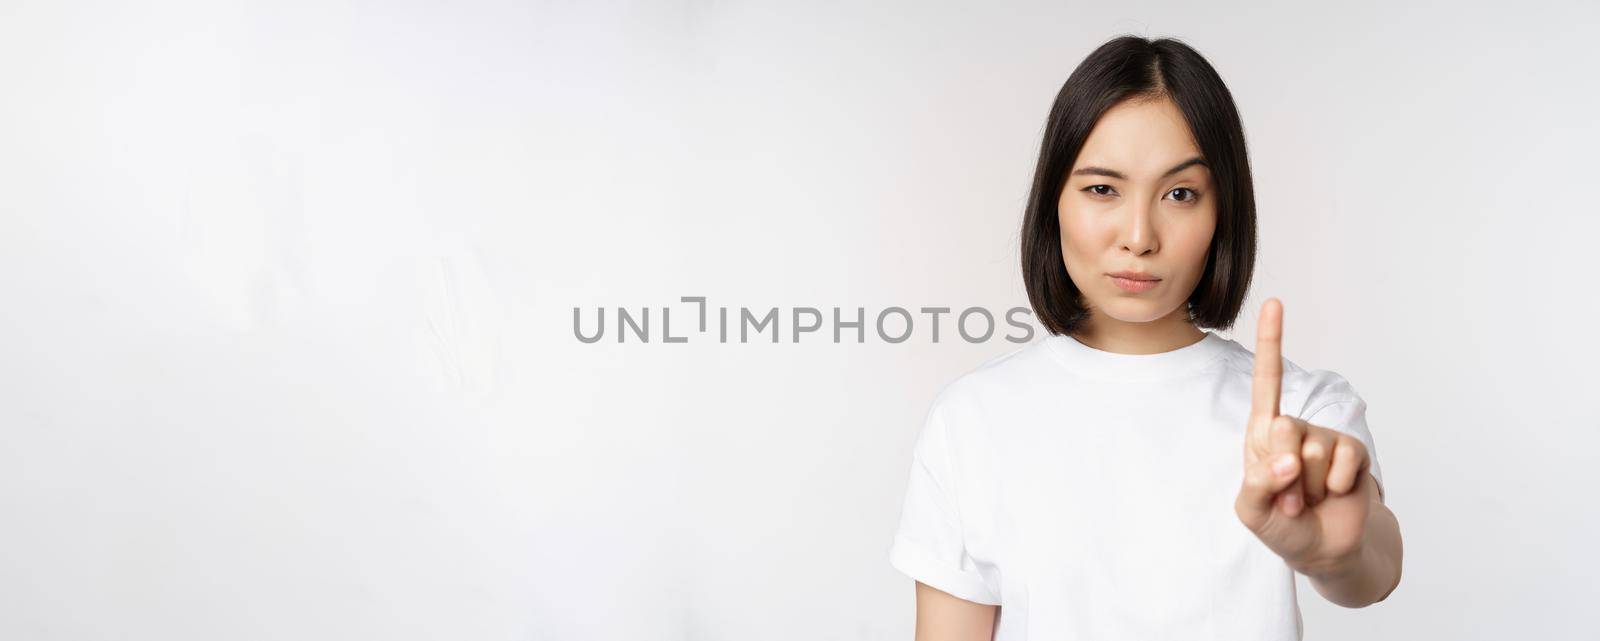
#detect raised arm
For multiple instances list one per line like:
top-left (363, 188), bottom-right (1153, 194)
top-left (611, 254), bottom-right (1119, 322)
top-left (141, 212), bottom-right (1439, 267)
top-left (1234, 298), bottom-right (1404, 607)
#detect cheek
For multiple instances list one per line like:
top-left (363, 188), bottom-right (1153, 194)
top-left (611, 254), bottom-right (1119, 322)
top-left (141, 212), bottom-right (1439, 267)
top-left (1173, 210), bottom-right (1218, 272)
top-left (1179, 217), bottom-right (1215, 251)
top-left (1057, 205), bottom-right (1109, 255)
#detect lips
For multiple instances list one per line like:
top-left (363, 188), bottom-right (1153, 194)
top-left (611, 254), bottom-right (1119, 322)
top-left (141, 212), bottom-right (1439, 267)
top-left (1107, 271), bottom-right (1160, 293)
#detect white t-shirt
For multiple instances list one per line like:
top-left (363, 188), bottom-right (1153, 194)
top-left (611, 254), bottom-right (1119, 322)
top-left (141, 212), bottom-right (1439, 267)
top-left (887, 330), bottom-right (1384, 641)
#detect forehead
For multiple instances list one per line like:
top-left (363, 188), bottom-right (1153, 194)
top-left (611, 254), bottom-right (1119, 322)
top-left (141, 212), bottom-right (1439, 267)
top-left (1073, 97), bottom-right (1203, 173)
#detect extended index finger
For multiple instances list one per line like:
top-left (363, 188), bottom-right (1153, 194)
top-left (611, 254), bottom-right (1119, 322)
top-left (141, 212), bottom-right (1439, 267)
top-left (1251, 298), bottom-right (1284, 422)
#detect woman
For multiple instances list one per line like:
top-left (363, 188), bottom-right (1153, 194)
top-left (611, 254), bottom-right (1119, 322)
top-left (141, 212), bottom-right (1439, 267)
top-left (887, 35), bottom-right (1403, 640)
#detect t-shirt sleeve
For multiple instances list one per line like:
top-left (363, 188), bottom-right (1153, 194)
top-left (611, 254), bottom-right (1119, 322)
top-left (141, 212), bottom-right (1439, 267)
top-left (1303, 390), bottom-right (1386, 502)
top-left (886, 406), bottom-right (1001, 605)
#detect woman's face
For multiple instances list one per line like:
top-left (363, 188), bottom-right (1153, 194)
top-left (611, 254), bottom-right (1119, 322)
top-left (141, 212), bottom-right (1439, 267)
top-left (1058, 95), bottom-right (1217, 327)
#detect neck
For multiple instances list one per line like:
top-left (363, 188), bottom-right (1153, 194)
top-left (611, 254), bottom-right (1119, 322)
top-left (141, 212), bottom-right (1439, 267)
top-left (1070, 306), bottom-right (1205, 355)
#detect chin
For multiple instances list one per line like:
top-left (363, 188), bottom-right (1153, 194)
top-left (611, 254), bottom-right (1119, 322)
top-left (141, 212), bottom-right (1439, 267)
top-left (1097, 298), bottom-right (1179, 324)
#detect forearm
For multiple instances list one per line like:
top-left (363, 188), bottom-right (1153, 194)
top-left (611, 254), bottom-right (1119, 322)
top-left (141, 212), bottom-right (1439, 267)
top-left (1304, 488), bottom-right (1403, 607)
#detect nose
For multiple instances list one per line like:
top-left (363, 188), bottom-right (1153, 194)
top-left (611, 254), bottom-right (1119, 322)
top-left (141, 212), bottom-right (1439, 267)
top-left (1118, 196), bottom-right (1158, 256)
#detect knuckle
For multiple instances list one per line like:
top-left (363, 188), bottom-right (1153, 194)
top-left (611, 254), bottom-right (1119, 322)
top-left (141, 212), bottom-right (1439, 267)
top-left (1338, 435), bottom-right (1368, 460)
top-left (1243, 466), bottom-right (1265, 489)
top-left (1234, 503), bottom-right (1254, 527)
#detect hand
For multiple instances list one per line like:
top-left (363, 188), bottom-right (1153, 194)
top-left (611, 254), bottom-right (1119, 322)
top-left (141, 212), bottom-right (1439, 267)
top-left (1234, 298), bottom-right (1376, 575)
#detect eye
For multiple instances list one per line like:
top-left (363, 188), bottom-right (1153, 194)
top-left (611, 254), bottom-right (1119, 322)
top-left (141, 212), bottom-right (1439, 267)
top-left (1166, 187), bottom-right (1200, 203)
top-left (1083, 184), bottom-right (1118, 198)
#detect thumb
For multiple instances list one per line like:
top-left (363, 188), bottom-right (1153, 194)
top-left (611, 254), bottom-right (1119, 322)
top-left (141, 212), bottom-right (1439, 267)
top-left (1236, 452), bottom-right (1301, 530)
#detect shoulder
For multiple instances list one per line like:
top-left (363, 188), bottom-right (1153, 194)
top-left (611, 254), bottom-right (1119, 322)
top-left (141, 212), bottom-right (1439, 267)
top-left (934, 338), bottom-right (1056, 404)
top-left (925, 340), bottom-right (1060, 419)
top-left (1208, 334), bottom-right (1365, 418)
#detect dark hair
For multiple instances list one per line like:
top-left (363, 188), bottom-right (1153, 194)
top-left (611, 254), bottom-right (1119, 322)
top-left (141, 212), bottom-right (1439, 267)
top-left (1020, 35), bottom-right (1256, 336)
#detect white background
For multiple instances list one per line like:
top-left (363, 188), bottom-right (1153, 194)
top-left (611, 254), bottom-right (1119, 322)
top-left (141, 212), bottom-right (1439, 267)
top-left (2, 1), bottom-right (1597, 639)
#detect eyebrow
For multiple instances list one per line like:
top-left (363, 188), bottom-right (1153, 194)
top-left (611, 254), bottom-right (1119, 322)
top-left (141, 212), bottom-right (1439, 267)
top-left (1071, 156), bottom-right (1207, 181)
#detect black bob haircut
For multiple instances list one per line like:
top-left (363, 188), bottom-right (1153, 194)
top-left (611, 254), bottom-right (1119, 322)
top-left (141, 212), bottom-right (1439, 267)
top-left (1020, 35), bottom-right (1256, 336)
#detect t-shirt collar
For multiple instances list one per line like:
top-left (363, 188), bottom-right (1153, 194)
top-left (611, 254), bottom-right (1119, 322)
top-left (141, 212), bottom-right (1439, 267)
top-left (1044, 330), bottom-right (1230, 382)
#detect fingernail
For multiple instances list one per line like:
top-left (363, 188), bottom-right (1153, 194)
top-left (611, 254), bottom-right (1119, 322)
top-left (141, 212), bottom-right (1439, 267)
top-left (1272, 454), bottom-right (1295, 477)
top-left (1283, 492), bottom-right (1302, 514)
